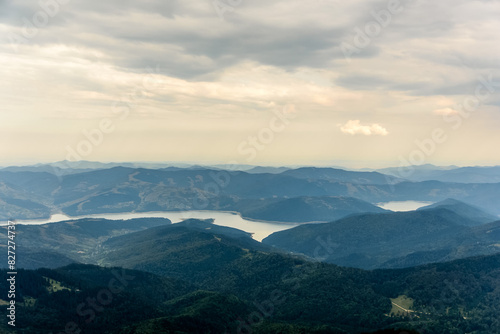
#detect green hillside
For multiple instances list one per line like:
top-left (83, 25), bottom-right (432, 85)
top-left (417, 198), bottom-right (498, 225)
top-left (263, 209), bottom-right (500, 269)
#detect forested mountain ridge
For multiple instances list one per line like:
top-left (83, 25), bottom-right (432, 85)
top-left (263, 208), bottom-right (500, 269)
top-left (417, 198), bottom-right (498, 225)
top-left (3, 166), bottom-right (500, 221)
top-left (0, 218), bottom-right (173, 269)
top-left (1, 244), bottom-right (500, 333)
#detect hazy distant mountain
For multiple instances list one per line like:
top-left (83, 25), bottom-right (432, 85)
top-left (53, 160), bottom-right (195, 169)
top-left (0, 171), bottom-right (60, 196)
top-left (433, 166), bottom-right (500, 183)
top-left (236, 196), bottom-right (389, 222)
top-left (6, 162), bottom-right (500, 184)
top-left (417, 198), bottom-right (498, 225)
top-left (0, 160), bottom-right (198, 173)
top-left (263, 209), bottom-right (500, 269)
top-left (208, 163), bottom-right (266, 171)
top-left (375, 163), bottom-right (457, 176)
top-left (379, 164), bottom-right (500, 183)
top-left (0, 165), bottom-right (96, 175)
top-left (0, 195), bottom-right (51, 220)
top-left (379, 180), bottom-right (500, 215)
top-left (0, 179), bottom-right (52, 219)
top-left (281, 167), bottom-right (402, 184)
top-left (3, 165), bottom-right (500, 220)
top-left (244, 166), bottom-right (290, 174)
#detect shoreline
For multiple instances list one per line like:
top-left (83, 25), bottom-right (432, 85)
top-left (11, 209), bottom-right (305, 227)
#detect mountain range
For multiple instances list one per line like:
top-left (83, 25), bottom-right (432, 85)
top-left (263, 202), bottom-right (500, 269)
top-left (377, 164), bottom-right (500, 183)
top-left (2, 162), bottom-right (500, 333)
top-left (417, 198), bottom-right (498, 224)
top-left (2, 165), bottom-right (500, 222)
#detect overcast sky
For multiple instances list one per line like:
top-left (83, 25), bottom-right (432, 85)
top-left (1, 0), bottom-right (499, 168)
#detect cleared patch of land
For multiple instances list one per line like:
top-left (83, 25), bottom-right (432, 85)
top-left (44, 277), bottom-right (72, 293)
top-left (390, 295), bottom-right (414, 316)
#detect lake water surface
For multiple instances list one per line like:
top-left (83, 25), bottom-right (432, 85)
top-left (15, 201), bottom-right (435, 240)
top-left (377, 200), bottom-right (433, 212)
top-left (15, 211), bottom-right (299, 242)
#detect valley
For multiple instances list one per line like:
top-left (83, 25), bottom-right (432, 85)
top-left (1, 163), bottom-right (500, 333)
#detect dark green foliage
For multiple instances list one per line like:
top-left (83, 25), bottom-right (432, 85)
top-left (362, 330), bottom-right (420, 334)
top-left (119, 291), bottom-right (251, 334)
top-left (1, 251), bottom-right (500, 333)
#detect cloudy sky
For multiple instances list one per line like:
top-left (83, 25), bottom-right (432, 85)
top-left (1, 0), bottom-right (499, 168)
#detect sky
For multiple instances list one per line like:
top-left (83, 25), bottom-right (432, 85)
top-left (1, 0), bottom-right (500, 168)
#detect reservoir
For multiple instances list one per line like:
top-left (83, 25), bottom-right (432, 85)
top-left (15, 210), bottom-right (299, 242)
top-left (377, 200), bottom-right (433, 212)
top-left (15, 201), bottom-right (435, 241)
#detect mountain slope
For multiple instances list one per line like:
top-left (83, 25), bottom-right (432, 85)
top-left (236, 196), bottom-right (389, 222)
top-left (0, 180), bottom-right (52, 219)
top-left (0, 264), bottom-right (199, 334)
top-left (3, 240), bottom-right (500, 333)
top-left (417, 198), bottom-right (498, 225)
top-left (263, 209), bottom-right (500, 269)
top-left (282, 167), bottom-right (401, 184)
top-left (96, 219), bottom-right (276, 289)
top-left (90, 222), bottom-right (393, 332)
top-left (0, 218), bottom-right (172, 268)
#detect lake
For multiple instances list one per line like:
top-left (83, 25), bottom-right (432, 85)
top-left (377, 200), bottom-right (433, 212)
top-left (15, 201), bottom-right (435, 240)
top-left (15, 211), bottom-right (299, 242)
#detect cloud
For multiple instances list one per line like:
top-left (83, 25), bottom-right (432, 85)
top-left (340, 120), bottom-right (389, 136)
top-left (433, 108), bottom-right (459, 116)
top-left (1, 0), bottom-right (500, 166)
